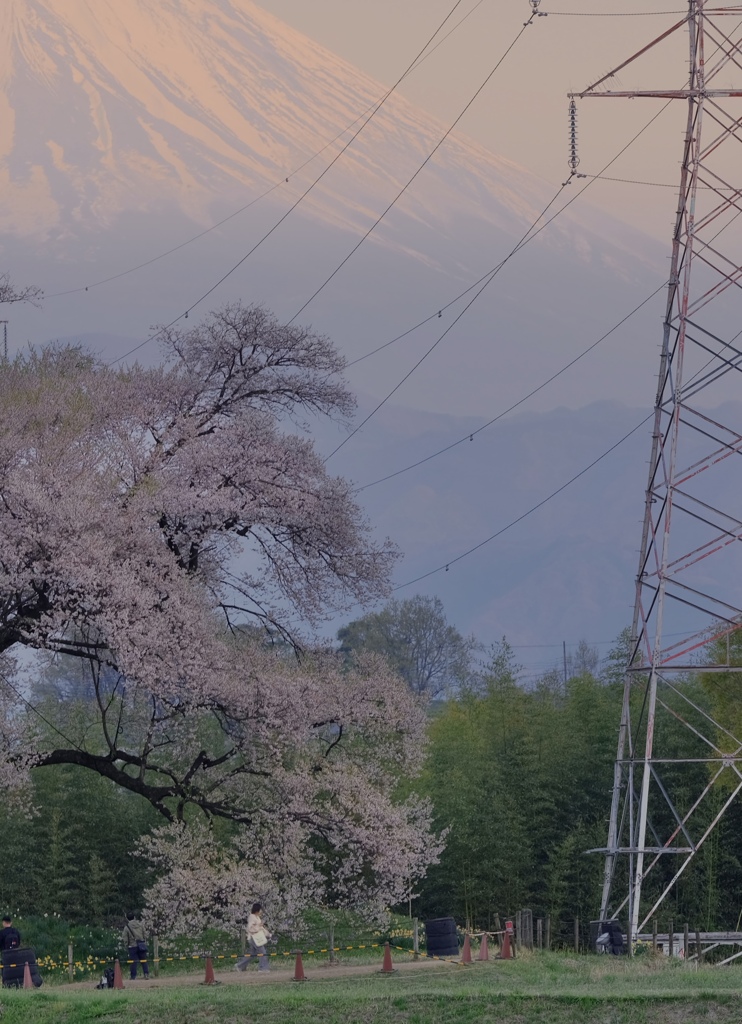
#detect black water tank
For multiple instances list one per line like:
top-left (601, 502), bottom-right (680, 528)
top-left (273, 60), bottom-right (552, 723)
top-left (2, 948), bottom-right (43, 988)
top-left (424, 917), bottom-right (459, 958)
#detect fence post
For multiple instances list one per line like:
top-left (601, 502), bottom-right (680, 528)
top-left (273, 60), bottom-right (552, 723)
top-left (683, 923), bottom-right (689, 961)
top-left (153, 935), bottom-right (159, 978)
top-left (516, 910), bottom-right (522, 950)
top-left (241, 927), bottom-right (247, 956)
top-left (545, 916), bottom-right (551, 951)
top-left (536, 918), bottom-right (543, 950)
top-left (652, 918), bottom-right (657, 953)
top-left (696, 930), bottom-right (702, 966)
top-left (574, 917), bottom-right (580, 954)
top-left (68, 942), bottom-right (74, 983)
top-left (413, 918), bottom-right (419, 961)
top-left (527, 910), bottom-right (534, 950)
top-left (668, 919), bottom-right (674, 958)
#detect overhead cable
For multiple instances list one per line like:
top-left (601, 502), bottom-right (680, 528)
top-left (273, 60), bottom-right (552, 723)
top-left (325, 98), bottom-right (674, 462)
top-left (508, 630), bottom-right (693, 649)
top-left (287, 9), bottom-right (542, 324)
top-left (108, 0), bottom-right (472, 366)
top-left (323, 179), bottom-right (570, 463)
top-left (358, 281), bottom-right (667, 490)
top-left (587, 173), bottom-right (740, 189)
top-left (388, 35), bottom-right (742, 592)
top-left (548, 8), bottom-right (692, 15)
top-left (393, 413), bottom-right (654, 590)
top-left (48, 0), bottom-right (489, 303)
top-left (0, 670), bottom-right (86, 753)
top-left (347, 30), bottom-right (738, 374)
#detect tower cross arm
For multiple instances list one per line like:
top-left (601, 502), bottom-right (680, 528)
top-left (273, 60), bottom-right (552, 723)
top-left (573, 90), bottom-right (742, 100)
top-left (576, 16), bottom-right (689, 95)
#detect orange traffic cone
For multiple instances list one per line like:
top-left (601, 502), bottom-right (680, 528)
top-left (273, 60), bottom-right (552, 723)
top-left (23, 961), bottom-right (33, 989)
top-left (478, 933), bottom-right (490, 962)
top-left (113, 959), bottom-right (125, 989)
top-left (461, 933), bottom-right (472, 964)
top-left (379, 942), bottom-right (396, 974)
top-left (203, 956), bottom-right (216, 985)
top-left (500, 930), bottom-right (512, 960)
top-left (293, 951), bottom-right (306, 982)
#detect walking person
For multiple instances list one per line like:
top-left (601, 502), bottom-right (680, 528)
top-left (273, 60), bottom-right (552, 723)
top-left (234, 903), bottom-right (272, 972)
top-left (122, 912), bottom-right (149, 980)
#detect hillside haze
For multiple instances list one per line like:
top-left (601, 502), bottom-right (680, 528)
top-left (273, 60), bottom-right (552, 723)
top-left (0, 0), bottom-right (679, 654)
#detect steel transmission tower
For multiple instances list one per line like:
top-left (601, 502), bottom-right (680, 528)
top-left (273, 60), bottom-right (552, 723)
top-left (573, 1), bottom-right (742, 944)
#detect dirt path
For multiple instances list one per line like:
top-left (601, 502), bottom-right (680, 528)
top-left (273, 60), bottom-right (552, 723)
top-left (66, 954), bottom-right (469, 991)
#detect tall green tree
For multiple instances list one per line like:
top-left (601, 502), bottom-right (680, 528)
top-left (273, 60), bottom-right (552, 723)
top-left (415, 641), bottom-right (620, 936)
top-left (338, 596), bottom-right (475, 698)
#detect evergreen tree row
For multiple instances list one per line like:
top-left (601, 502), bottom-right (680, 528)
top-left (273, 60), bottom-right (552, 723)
top-left (412, 639), bottom-right (742, 939)
top-left (0, 765), bottom-right (159, 923)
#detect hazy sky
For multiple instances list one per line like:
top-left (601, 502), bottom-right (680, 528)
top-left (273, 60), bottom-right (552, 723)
top-left (255, 0), bottom-right (698, 240)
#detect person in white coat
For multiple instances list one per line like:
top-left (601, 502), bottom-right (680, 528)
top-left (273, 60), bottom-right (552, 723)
top-left (234, 903), bottom-right (272, 972)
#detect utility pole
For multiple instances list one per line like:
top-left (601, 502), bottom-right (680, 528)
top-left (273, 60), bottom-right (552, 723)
top-left (573, 0), bottom-right (742, 945)
top-left (0, 321), bottom-right (7, 362)
top-left (563, 641), bottom-right (568, 686)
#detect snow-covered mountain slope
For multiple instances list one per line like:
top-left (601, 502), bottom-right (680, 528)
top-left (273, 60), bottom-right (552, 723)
top-left (0, 0), bottom-right (682, 649)
top-left (1, 0), bottom-right (655, 276)
top-left (0, 0), bottom-right (675, 423)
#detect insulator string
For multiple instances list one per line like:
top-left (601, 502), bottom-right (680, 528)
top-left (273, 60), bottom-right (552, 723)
top-left (568, 98), bottom-right (580, 173)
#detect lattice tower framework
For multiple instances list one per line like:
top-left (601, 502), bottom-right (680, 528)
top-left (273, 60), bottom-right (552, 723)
top-left (573, 0), bottom-right (742, 944)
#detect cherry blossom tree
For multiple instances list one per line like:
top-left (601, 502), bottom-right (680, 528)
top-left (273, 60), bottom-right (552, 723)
top-left (0, 303), bottom-right (440, 924)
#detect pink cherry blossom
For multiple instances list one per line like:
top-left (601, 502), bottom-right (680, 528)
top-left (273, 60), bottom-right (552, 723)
top-left (0, 303), bottom-right (441, 922)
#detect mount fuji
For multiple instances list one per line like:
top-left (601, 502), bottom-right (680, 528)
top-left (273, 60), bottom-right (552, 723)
top-left (0, 0), bottom-right (676, 657)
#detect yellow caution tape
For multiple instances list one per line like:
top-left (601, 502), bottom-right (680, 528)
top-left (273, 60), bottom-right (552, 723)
top-left (8, 941), bottom-right (414, 972)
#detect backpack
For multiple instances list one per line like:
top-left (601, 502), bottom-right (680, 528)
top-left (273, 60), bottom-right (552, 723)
top-left (96, 967), bottom-right (116, 989)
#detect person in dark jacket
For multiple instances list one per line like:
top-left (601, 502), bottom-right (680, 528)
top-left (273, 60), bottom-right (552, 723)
top-left (122, 913), bottom-right (149, 980)
top-left (0, 917), bottom-right (21, 951)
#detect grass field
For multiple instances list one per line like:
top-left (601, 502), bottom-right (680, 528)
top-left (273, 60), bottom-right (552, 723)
top-left (4, 951), bottom-right (742, 1023)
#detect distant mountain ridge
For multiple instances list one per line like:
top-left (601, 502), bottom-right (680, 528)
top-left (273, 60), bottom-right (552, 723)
top-left (323, 396), bottom-right (660, 674)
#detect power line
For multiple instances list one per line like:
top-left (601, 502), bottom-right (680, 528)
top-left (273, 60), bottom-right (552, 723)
top-left (508, 629), bottom-right (695, 650)
top-left (393, 413), bottom-right (654, 590)
top-left (107, 12), bottom-right (672, 380)
top-left (345, 43), bottom-right (729, 377)
top-left (346, 264), bottom-right (519, 370)
top-left (107, 0), bottom-right (472, 367)
top-left (326, 98), bottom-right (674, 462)
top-left (46, 1), bottom-right (490, 304)
top-left (286, 9), bottom-right (542, 325)
top-left (323, 180), bottom-right (569, 462)
top-left (587, 173), bottom-right (740, 189)
top-left (408, 0), bottom-right (491, 66)
top-left (381, 27), bottom-right (742, 592)
top-left (549, 7), bottom-right (742, 14)
top-left (548, 8), bottom-right (691, 15)
top-left (46, 184), bottom-right (290, 301)
top-left (0, 670), bottom-right (85, 753)
top-left (358, 280), bottom-right (667, 490)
